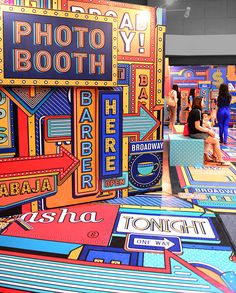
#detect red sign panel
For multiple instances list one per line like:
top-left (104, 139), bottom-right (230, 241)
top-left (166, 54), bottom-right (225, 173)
top-left (4, 204), bottom-right (119, 246)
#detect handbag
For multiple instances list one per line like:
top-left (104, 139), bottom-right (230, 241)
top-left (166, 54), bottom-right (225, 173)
top-left (167, 90), bottom-right (176, 107)
top-left (183, 123), bottom-right (189, 136)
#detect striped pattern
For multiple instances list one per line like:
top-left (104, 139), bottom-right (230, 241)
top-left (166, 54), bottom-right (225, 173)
top-left (35, 87), bottom-right (71, 155)
top-left (47, 118), bottom-right (71, 139)
top-left (103, 195), bottom-right (193, 208)
top-left (123, 107), bottom-right (156, 140)
top-left (0, 253), bottom-right (223, 293)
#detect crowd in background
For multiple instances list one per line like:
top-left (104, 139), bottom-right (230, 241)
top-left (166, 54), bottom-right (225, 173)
top-left (166, 83), bottom-right (232, 166)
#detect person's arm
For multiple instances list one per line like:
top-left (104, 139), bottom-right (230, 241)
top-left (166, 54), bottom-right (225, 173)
top-left (190, 98), bottom-right (192, 109)
top-left (203, 121), bottom-right (210, 129)
top-left (195, 120), bottom-right (215, 137)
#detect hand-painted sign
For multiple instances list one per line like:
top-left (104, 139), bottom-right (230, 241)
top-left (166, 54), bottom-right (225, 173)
top-left (123, 102), bottom-right (160, 140)
top-left (209, 68), bottom-right (226, 89)
top-left (116, 213), bottom-right (219, 242)
top-left (67, 0), bottom-right (156, 62)
top-left (73, 89), bottom-right (98, 196)
top-left (0, 5), bottom-right (118, 86)
top-left (126, 234), bottom-right (182, 254)
top-left (128, 153), bottom-right (162, 190)
top-left (102, 172), bottom-right (128, 190)
top-left (0, 146), bottom-right (79, 184)
top-left (0, 175), bottom-right (57, 210)
top-left (0, 92), bottom-right (15, 156)
top-left (99, 91), bottom-right (122, 178)
top-left (2, 204), bottom-right (119, 246)
top-left (129, 140), bottom-right (163, 155)
top-left (44, 115), bottom-right (71, 142)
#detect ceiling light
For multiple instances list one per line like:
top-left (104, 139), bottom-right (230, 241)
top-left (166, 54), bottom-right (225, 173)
top-left (166, 7), bottom-right (191, 18)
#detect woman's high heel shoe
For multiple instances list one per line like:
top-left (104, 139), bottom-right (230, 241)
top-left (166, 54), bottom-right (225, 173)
top-left (204, 153), bottom-right (214, 163)
top-left (208, 154), bottom-right (217, 162)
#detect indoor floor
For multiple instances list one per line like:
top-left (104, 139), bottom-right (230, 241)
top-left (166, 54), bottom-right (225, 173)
top-left (0, 126), bottom-right (236, 293)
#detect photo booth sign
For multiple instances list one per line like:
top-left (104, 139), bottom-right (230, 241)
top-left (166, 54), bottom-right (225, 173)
top-left (0, 5), bottom-right (118, 86)
top-left (0, 1), bottom-right (165, 212)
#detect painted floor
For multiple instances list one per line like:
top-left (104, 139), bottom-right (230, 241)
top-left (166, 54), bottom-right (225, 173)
top-left (0, 126), bottom-right (236, 293)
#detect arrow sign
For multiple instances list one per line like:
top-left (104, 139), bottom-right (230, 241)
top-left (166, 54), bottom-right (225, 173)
top-left (126, 234), bottom-right (182, 254)
top-left (123, 102), bottom-right (160, 140)
top-left (0, 146), bottom-right (79, 185)
top-left (133, 237), bottom-right (175, 250)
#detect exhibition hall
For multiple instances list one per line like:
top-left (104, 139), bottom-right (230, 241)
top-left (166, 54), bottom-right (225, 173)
top-left (0, 0), bottom-right (235, 292)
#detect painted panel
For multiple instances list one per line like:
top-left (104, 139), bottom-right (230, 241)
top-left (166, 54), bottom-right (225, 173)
top-left (99, 91), bottom-right (122, 178)
top-left (67, 0), bottom-right (156, 62)
top-left (0, 1), bottom-right (164, 211)
top-left (0, 5), bottom-right (118, 86)
top-left (169, 65), bottom-right (236, 125)
top-left (73, 88), bottom-right (99, 196)
top-left (0, 197), bottom-right (235, 293)
top-left (0, 92), bottom-right (15, 157)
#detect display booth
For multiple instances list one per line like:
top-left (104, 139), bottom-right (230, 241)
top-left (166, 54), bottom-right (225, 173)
top-left (0, 3), bottom-right (236, 293)
top-left (0, 1), bottom-right (165, 214)
top-left (168, 65), bottom-right (236, 125)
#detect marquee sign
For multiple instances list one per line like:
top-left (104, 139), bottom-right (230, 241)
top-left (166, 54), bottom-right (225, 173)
top-left (67, 0), bottom-right (156, 62)
top-left (73, 88), bottom-right (99, 197)
top-left (0, 175), bottom-right (57, 210)
top-left (0, 0), bottom-right (165, 209)
top-left (0, 5), bottom-right (118, 86)
top-left (115, 213), bottom-right (219, 242)
top-left (99, 91), bottom-right (122, 178)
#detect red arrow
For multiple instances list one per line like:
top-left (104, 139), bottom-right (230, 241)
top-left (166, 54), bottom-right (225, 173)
top-left (0, 146), bottom-right (79, 185)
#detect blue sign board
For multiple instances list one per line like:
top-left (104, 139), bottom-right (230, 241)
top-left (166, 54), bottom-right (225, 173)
top-left (129, 140), bottom-right (163, 155)
top-left (3, 11), bottom-right (113, 81)
top-left (99, 91), bottom-right (122, 178)
top-left (127, 234), bottom-right (182, 254)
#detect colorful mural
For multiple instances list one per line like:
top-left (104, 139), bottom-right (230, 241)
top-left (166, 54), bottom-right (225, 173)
top-left (0, 1), bottom-right (165, 213)
top-left (170, 65), bottom-right (236, 125)
top-left (0, 196), bottom-right (235, 292)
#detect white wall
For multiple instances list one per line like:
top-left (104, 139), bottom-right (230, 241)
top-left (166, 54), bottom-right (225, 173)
top-left (166, 34), bottom-right (236, 56)
top-left (148, 0), bottom-right (236, 57)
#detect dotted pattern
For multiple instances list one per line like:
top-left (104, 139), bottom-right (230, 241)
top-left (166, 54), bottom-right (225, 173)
top-left (169, 134), bottom-right (204, 166)
top-left (183, 248), bottom-right (236, 272)
top-left (143, 253), bottom-right (226, 292)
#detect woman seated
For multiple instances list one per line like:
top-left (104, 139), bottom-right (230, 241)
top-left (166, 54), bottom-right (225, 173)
top-left (188, 96), bottom-right (229, 166)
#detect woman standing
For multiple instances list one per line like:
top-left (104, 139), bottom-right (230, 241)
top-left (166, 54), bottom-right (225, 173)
top-left (167, 84), bottom-right (178, 130)
top-left (188, 96), bottom-right (228, 165)
top-left (217, 83), bottom-right (232, 144)
top-left (187, 88), bottom-right (195, 111)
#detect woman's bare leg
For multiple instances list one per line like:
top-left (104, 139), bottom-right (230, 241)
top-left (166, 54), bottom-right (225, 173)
top-left (204, 142), bottom-right (210, 154)
top-left (169, 107), bottom-right (175, 130)
top-left (205, 136), bottom-right (222, 161)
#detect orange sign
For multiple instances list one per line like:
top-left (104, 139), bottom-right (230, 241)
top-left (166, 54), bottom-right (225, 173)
top-left (73, 88), bottom-right (99, 196)
top-left (67, 0), bottom-right (156, 62)
top-left (0, 175), bottom-right (56, 210)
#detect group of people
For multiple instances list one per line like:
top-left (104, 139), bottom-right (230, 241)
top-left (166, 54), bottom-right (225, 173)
top-left (167, 83), bottom-right (232, 166)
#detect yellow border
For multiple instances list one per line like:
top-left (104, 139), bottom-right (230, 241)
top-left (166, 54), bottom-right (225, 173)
top-left (0, 5), bottom-right (118, 87)
top-left (0, 173), bottom-right (58, 182)
top-left (156, 25), bottom-right (166, 106)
